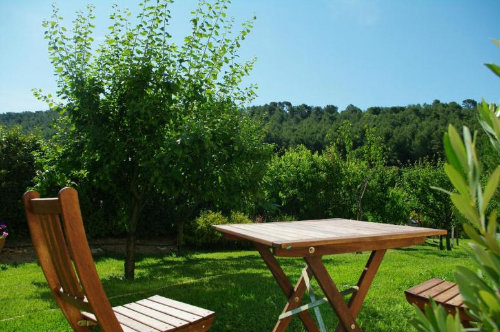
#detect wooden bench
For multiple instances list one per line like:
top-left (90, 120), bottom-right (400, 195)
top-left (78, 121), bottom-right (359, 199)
top-left (23, 188), bottom-right (215, 332)
top-left (405, 278), bottom-right (472, 324)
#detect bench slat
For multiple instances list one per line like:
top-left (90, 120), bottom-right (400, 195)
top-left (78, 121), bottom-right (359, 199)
top-left (446, 294), bottom-right (464, 307)
top-left (433, 284), bottom-right (460, 303)
top-left (405, 278), bottom-right (444, 295)
top-left (420, 280), bottom-right (456, 298)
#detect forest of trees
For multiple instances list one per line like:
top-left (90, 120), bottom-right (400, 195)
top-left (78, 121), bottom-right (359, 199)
top-left (247, 99), bottom-right (481, 165)
top-left (0, 110), bottom-right (58, 139)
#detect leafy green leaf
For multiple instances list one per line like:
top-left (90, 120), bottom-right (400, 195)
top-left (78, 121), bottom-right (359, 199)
top-left (485, 63), bottom-right (500, 77)
top-left (443, 126), bottom-right (467, 176)
top-left (444, 163), bottom-right (469, 196)
top-left (479, 290), bottom-right (500, 311)
top-left (450, 193), bottom-right (479, 224)
top-left (481, 166), bottom-right (500, 213)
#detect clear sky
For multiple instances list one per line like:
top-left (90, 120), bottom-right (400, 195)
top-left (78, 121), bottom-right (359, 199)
top-left (0, 0), bottom-right (499, 113)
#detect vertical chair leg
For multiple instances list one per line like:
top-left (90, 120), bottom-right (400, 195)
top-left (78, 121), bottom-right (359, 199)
top-left (255, 244), bottom-right (320, 332)
top-left (305, 256), bottom-right (361, 332)
top-left (336, 250), bottom-right (386, 332)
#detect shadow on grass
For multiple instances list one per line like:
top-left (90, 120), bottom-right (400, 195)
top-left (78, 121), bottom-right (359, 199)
top-left (393, 245), bottom-right (470, 259)
top-left (28, 251), bottom-right (311, 332)
top-left (25, 243), bottom-right (469, 332)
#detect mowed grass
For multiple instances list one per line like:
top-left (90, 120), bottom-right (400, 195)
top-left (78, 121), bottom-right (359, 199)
top-left (0, 239), bottom-right (473, 332)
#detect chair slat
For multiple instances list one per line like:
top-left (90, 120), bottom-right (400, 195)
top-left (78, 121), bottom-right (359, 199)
top-left (138, 299), bottom-right (201, 322)
top-left (124, 302), bottom-right (188, 327)
top-left (39, 214), bottom-right (69, 291)
top-left (148, 295), bottom-right (215, 317)
top-left (114, 311), bottom-right (162, 332)
top-left (29, 198), bottom-right (61, 214)
top-left (114, 306), bottom-right (175, 331)
top-left (43, 214), bottom-right (83, 298)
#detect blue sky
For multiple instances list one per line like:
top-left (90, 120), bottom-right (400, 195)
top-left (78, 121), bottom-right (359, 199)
top-left (0, 0), bottom-right (498, 113)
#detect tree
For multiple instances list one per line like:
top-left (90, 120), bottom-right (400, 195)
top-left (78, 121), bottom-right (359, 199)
top-left (401, 161), bottom-right (455, 250)
top-left (36, 0), bottom-right (269, 279)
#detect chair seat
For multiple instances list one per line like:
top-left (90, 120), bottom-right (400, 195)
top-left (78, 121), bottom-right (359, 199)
top-left (405, 278), bottom-right (472, 322)
top-left (83, 295), bottom-right (215, 332)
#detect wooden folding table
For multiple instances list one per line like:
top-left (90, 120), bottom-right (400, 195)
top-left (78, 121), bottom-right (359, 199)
top-left (214, 218), bottom-right (446, 332)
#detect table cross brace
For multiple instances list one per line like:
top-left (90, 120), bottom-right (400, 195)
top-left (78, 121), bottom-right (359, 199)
top-left (278, 277), bottom-right (359, 322)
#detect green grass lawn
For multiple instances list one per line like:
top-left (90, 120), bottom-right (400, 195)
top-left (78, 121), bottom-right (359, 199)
top-left (0, 239), bottom-right (473, 332)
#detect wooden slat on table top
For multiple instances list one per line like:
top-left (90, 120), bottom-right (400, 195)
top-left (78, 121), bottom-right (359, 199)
top-left (213, 218), bottom-right (446, 248)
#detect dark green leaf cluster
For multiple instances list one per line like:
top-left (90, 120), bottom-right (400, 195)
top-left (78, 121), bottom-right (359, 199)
top-left (0, 126), bottom-right (42, 238)
top-left (184, 210), bottom-right (252, 248)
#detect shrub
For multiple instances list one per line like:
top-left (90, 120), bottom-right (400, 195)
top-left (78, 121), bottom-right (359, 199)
top-left (185, 210), bottom-right (252, 248)
top-left (263, 145), bottom-right (326, 219)
top-left (0, 126), bottom-right (42, 238)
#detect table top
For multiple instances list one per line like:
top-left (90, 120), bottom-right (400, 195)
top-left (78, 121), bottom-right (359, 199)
top-left (214, 218), bottom-right (446, 249)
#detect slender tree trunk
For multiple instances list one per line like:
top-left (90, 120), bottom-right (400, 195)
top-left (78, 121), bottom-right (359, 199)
top-left (125, 191), bottom-right (142, 280)
top-left (445, 220), bottom-right (452, 251)
top-left (356, 177), bottom-right (369, 221)
top-left (439, 235), bottom-right (444, 250)
top-left (177, 219), bottom-right (184, 252)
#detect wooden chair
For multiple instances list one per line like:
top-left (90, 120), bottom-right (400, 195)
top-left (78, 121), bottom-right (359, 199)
top-left (23, 187), bottom-right (215, 332)
top-left (405, 278), bottom-right (472, 325)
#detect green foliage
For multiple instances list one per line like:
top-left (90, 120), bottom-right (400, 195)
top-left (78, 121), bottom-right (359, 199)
top-left (0, 126), bottom-right (42, 238)
top-left (413, 300), bottom-right (464, 332)
top-left (185, 210), bottom-right (252, 248)
top-left (263, 145), bottom-right (325, 219)
top-left (401, 160), bottom-right (454, 229)
top-left (263, 127), bottom-right (409, 225)
top-left (248, 100), bottom-right (481, 165)
top-left (0, 111), bottom-right (58, 139)
top-left (415, 42), bottom-right (500, 332)
top-left (35, 0), bottom-right (270, 278)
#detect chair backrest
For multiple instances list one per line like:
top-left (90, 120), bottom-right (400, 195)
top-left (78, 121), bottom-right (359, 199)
top-left (23, 187), bottom-right (122, 332)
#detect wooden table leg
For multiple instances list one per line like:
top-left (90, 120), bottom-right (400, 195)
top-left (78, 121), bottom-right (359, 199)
top-left (335, 250), bottom-right (387, 332)
top-left (255, 244), bottom-right (320, 332)
top-left (305, 256), bottom-right (361, 332)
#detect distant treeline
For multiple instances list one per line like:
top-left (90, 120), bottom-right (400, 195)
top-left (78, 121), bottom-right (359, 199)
top-left (247, 99), bottom-right (480, 165)
top-left (0, 98), bottom-right (482, 165)
top-left (0, 110), bottom-right (58, 139)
